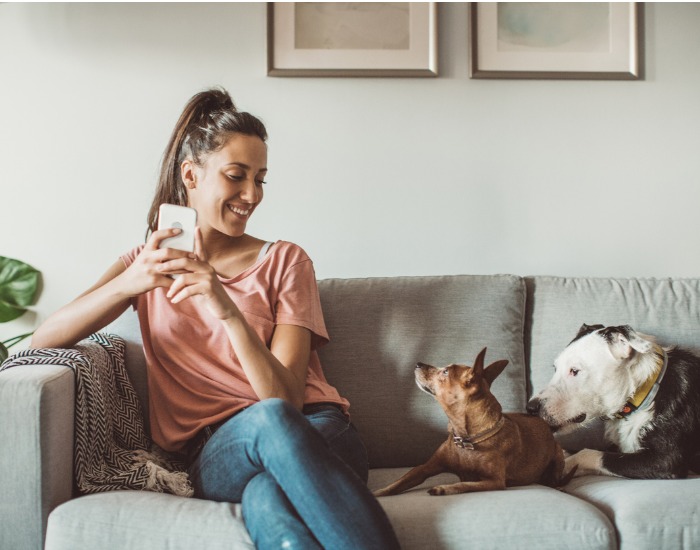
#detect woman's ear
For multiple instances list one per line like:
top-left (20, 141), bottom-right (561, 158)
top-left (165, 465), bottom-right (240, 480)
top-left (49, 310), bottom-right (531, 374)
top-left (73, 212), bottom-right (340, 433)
top-left (181, 159), bottom-right (197, 189)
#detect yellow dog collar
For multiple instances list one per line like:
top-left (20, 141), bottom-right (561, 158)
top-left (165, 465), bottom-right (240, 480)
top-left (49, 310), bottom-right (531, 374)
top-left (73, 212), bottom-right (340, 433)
top-left (616, 348), bottom-right (668, 418)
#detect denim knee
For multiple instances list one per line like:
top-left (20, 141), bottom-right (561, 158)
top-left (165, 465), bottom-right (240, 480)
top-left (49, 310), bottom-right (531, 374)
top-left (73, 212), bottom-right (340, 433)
top-left (245, 399), bottom-right (327, 455)
top-left (242, 472), bottom-right (286, 517)
top-left (243, 473), bottom-right (322, 550)
top-left (247, 398), bottom-right (302, 430)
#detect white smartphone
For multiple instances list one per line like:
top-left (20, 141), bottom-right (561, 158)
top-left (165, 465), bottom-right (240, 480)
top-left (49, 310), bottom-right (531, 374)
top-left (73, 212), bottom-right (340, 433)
top-left (157, 204), bottom-right (197, 253)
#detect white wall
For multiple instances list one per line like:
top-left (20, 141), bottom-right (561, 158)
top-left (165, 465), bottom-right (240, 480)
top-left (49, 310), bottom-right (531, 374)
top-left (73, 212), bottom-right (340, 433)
top-left (2, 2), bottom-right (700, 342)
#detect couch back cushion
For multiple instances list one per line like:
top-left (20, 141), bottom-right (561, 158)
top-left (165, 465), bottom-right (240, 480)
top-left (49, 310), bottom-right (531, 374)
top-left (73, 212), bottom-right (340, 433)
top-left (525, 276), bottom-right (700, 450)
top-left (318, 275), bottom-right (527, 468)
top-left (105, 275), bottom-right (529, 468)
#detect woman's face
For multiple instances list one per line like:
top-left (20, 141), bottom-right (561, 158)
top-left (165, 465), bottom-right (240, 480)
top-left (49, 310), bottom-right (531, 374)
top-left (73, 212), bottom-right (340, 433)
top-left (183, 133), bottom-right (268, 238)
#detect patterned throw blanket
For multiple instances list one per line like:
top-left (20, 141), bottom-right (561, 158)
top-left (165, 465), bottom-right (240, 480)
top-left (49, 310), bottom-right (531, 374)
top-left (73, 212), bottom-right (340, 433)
top-left (0, 333), bottom-right (193, 497)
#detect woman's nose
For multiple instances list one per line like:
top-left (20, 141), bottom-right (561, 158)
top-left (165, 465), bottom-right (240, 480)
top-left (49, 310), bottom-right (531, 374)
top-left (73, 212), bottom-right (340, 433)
top-left (239, 178), bottom-right (261, 202)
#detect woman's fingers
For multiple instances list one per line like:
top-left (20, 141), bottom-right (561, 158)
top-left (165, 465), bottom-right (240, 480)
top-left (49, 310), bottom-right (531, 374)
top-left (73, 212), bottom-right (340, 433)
top-left (146, 227), bottom-right (182, 251)
top-left (157, 255), bottom-right (197, 275)
top-left (194, 227), bottom-right (208, 262)
top-left (166, 274), bottom-right (206, 302)
top-left (164, 271), bottom-right (235, 320)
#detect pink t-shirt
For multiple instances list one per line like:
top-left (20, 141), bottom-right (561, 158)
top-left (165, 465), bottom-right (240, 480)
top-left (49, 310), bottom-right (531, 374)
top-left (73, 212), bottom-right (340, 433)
top-left (121, 240), bottom-right (349, 452)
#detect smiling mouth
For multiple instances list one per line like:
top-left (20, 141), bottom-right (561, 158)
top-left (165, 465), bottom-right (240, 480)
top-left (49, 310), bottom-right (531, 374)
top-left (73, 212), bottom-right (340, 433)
top-left (228, 205), bottom-right (252, 217)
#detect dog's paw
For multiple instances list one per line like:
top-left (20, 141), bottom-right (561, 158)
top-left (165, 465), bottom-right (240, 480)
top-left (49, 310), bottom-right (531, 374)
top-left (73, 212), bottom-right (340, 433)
top-left (566, 449), bottom-right (603, 476)
top-left (428, 485), bottom-right (448, 496)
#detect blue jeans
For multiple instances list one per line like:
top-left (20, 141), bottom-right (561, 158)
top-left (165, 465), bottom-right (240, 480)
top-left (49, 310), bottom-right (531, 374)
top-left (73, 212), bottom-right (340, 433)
top-left (188, 399), bottom-right (400, 550)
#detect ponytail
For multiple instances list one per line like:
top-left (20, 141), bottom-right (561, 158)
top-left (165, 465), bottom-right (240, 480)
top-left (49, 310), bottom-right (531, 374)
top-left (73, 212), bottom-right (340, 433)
top-left (146, 88), bottom-right (268, 234)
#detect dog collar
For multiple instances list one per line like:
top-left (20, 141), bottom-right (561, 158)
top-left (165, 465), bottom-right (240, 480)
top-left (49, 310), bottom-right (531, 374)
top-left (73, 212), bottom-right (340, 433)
top-left (452, 417), bottom-right (506, 450)
top-left (615, 349), bottom-right (668, 419)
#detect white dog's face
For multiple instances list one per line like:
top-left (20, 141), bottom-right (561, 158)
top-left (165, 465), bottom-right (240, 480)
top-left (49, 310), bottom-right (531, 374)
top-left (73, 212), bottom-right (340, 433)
top-left (529, 324), bottom-right (653, 433)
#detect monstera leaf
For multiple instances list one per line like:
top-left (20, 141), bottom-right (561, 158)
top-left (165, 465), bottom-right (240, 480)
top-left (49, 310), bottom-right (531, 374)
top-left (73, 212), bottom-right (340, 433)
top-left (0, 256), bottom-right (41, 322)
top-left (0, 256), bottom-right (42, 362)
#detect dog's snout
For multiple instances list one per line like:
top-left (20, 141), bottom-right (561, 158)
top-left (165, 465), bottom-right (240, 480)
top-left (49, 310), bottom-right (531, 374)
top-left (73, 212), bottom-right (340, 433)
top-left (526, 397), bottom-right (541, 416)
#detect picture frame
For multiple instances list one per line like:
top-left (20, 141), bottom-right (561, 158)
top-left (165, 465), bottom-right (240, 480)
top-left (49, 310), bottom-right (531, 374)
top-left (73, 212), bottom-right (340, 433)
top-left (469, 2), bottom-right (644, 80)
top-left (267, 2), bottom-right (438, 77)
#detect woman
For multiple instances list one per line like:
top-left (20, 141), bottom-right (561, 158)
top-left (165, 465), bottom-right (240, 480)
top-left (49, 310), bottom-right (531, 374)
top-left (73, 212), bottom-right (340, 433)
top-left (32, 88), bottom-right (400, 550)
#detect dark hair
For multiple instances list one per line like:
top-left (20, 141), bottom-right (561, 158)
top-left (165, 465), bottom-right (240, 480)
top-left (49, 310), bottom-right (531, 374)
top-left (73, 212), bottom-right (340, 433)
top-left (146, 87), bottom-right (268, 233)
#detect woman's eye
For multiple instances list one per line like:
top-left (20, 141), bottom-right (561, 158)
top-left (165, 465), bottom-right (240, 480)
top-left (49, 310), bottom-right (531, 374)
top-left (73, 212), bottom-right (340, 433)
top-left (255, 179), bottom-right (267, 186)
top-left (227, 174), bottom-right (244, 182)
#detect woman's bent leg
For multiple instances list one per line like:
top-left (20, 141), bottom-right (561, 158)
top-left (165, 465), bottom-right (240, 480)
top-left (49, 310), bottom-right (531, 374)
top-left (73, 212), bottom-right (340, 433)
top-left (190, 399), bottom-right (399, 550)
top-left (304, 404), bottom-right (369, 483)
top-left (242, 472), bottom-right (322, 550)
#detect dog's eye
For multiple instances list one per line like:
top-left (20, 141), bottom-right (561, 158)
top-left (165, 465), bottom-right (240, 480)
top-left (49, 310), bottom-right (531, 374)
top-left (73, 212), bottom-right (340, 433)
top-left (441, 368), bottom-right (450, 377)
top-left (570, 368), bottom-right (580, 377)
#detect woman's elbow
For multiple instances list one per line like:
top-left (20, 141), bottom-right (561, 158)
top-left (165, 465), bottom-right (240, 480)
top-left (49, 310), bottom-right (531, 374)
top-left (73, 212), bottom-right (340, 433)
top-left (29, 326), bottom-right (73, 350)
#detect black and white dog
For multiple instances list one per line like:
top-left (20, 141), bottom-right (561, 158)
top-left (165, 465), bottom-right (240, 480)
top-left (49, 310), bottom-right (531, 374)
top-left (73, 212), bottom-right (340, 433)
top-left (527, 324), bottom-right (700, 479)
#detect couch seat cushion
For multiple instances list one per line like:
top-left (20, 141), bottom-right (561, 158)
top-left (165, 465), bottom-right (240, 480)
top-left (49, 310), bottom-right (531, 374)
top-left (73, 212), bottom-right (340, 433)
top-left (369, 468), bottom-right (616, 550)
top-left (46, 492), bottom-right (252, 550)
top-left (565, 475), bottom-right (700, 549)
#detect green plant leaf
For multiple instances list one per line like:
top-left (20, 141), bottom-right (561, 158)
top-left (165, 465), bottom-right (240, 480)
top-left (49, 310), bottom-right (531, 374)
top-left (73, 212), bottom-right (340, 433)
top-left (0, 341), bottom-right (8, 363)
top-left (0, 256), bottom-right (41, 323)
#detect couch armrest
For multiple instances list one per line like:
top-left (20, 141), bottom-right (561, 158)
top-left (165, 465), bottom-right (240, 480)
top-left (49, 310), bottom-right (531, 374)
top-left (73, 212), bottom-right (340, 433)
top-left (0, 364), bottom-right (75, 550)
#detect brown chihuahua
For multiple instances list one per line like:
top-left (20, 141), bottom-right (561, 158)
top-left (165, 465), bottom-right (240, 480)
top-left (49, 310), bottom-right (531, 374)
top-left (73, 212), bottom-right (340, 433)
top-left (374, 348), bottom-right (573, 497)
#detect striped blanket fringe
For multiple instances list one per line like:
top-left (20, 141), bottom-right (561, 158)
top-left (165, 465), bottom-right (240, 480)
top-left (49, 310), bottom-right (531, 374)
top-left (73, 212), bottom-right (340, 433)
top-left (0, 333), bottom-right (193, 497)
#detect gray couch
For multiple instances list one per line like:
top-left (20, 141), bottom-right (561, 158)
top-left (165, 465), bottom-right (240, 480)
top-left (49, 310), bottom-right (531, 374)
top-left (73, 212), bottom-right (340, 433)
top-left (2, 274), bottom-right (700, 550)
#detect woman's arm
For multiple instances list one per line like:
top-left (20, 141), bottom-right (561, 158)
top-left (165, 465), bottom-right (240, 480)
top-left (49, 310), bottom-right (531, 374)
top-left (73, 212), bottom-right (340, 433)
top-left (30, 259), bottom-right (131, 349)
top-left (222, 319), bottom-right (311, 410)
top-left (31, 227), bottom-right (189, 349)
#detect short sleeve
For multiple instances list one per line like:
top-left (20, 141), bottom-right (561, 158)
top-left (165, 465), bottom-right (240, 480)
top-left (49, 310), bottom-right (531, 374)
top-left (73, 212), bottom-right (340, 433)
top-left (121, 244), bottom-right (145, 269)
top-left (275, 258), bottom-right (329, 349)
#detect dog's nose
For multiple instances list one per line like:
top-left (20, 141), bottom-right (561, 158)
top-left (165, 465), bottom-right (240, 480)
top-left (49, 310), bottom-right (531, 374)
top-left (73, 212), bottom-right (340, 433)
top-left (526, 397), bottom-right (541, 416)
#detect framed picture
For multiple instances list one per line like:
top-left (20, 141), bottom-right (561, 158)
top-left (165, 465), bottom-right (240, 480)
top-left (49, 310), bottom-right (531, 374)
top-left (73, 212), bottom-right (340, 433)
top-left (267, 2), bottom-right (438, 77)
top-left (469, 2), bottom-right (643, 80)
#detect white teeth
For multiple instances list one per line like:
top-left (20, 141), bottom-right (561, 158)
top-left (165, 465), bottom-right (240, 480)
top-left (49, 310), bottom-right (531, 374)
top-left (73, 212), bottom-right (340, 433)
top-left (230, 206), bottom-right (250, 216)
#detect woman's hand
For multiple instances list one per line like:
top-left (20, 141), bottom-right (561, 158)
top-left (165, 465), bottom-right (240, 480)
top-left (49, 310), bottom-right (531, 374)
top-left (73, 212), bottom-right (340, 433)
top-left (117, 227), bottom-right (194, 297)
top-left (162, 228), bottom-right (239, 321)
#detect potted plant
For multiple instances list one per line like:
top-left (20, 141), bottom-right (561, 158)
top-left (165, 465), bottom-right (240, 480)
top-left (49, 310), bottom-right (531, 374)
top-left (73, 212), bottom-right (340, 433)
top-left (0, 256), bottom-right (42, 362)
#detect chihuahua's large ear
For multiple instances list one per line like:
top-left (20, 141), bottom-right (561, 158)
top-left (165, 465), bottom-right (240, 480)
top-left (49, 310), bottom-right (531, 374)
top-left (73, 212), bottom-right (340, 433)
top-left (600, 325), bottom-right (653, 360)
top-left (471, 347), bottom-right (487, 379)
top-left (484, 360), bottom-right (509, 386)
